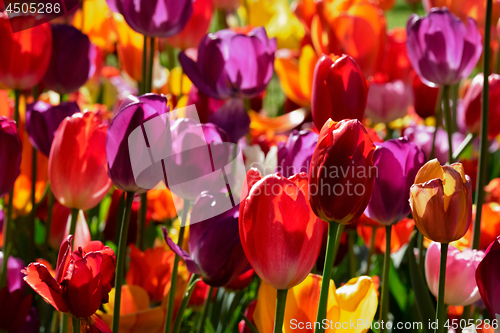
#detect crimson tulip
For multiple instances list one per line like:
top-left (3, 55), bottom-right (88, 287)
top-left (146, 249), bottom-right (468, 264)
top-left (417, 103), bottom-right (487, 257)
top-left (464, 73), bottom-right (500, 139)
top-left (476, 236), bottom-right (500, 318)
top-left (411, 70), bottom-right (440, 119)
top-left (49, 111), bottom-right (112, 210)
top-left (23, 236), bottom-right (116, 318)
top-left (166, 0), bottom-right (212, 50)
top-left (309, 119), bottom-right (376, 225)
top-left (311, 54), bottom-right (369, 130)
top-left (0, 14), bottom-right (52, 90)
top-left (239, 169), bottom-right (324, 290)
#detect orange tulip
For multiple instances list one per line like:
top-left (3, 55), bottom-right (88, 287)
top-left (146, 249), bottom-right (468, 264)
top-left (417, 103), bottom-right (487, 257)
top-left (73, 0), bottom-right (117, 53)
top-left (49, 111), bottom-right (111, 210)
top-left (166, 0), bottom-right (212, 50)
top-left (456, 203), bottom-right (500, 251)
top-left (111, 13), bottom-right (144, 82)
top-left (275, 45), bottom-right (319, 107)
top-left (312, 0), bottom-right (387, 77)
top-left (373, 0), bottom-right (396, 10)
top-left (125, 245), bottom-right (176, 303)
top-left (357, 218), bottom-right (416, 254)
top-left (147, 186), bottom-right (182, 222)
top-left (485, 178), bottom-right (500, 204)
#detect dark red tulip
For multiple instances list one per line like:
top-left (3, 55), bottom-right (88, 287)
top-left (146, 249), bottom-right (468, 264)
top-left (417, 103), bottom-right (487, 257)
top-left (411, 70), bottom-right (440, 119)
top-left (476, 236), bottom-right (500, 318)
top-left (0, 116), bottom-right (22, 198)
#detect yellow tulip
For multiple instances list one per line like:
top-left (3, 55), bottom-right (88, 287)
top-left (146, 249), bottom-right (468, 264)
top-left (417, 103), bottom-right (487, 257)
top-left (275, 45), bottom-right (318, 107)
top-left (254, 274), bottom-right (378, 333)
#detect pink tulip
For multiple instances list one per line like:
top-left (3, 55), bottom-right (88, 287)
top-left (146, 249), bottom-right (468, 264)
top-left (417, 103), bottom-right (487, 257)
top-left (425, 242), bottom-right (484, 306)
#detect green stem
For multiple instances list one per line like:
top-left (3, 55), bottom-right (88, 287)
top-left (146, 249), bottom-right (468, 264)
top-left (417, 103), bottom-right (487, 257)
top-left (442, 85), bottom-right (454, 164)
top-left (217, 8), bottom-right (227, 30)
top-left (435, 243), bottom-right (449, 333)
top-left (69, 209), bottom-right (79, 237)
top-left (365, 227), bottom-right (377, 275)
top-left (315, 222), bottom-right (340, 333)
top-left (0, 242), bottom-right (12, 289)
top-left (452, 133), bottom-right (476, 161)
top-left (61, 313), bottom-right (69, 333)
top-left (196, 286), bottom-right (214, 333)
top-left (14, 90), bottom-right (20, 127)
top-left (417, 231), bottom-right (425, 273)
top-left (379, 225), bottom-right (392, 332)
top-left (173, 274), bottom-right (200, 333)
top-left (72, 317), bottom-right (80, 333)
top-left (164, 200), bottom-right (190, 333)
top-left (136, 193), bottom-right (147, 250)
top-left (147, 37), bottom-right (155, 93)
top-left (430, 88), bottom-right (443, 160)
top-left (451, 84), bottom-right (459, 133)
top-left (112, 191), bottom-right (135, 333)
top-left (141, 35), bottom-right (147, 95)
top-left (472, 0), bottom-right (493, 250)
top-left (273, 289), bottom-right (288, 333)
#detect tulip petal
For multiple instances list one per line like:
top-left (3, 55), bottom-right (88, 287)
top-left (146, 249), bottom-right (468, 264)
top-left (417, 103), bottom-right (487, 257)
top-left (163, 229), bottom-right (201, 275)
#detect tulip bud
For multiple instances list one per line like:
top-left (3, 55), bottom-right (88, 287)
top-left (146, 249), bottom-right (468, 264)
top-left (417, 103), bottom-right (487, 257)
top-left (463, 73), bottom-right (500, 139)
top-left (0, 117), bottom-right (22, 198)
top-left (0, 14), bottom-right (52, 90)
top-left (311, 54), bottom-right (369, 130)
top-left (411, 71), bottom-right (440, 119)
top-left (309, 119), bottom-right (376, 224)
top-left (476, 237), bottom-right (500, 318)
top-left (42, 25), bottom-right (97, 95)
top-left (49, 112), bottom-right (111, 210)
top-left (25, 101), bottom-right (80, 157)
top-left (409, 159), bottom-right (473, 243)
top-left (239, 169), bottom-right (325, 290)
top-left (426, 242), bottom-right (484, 306)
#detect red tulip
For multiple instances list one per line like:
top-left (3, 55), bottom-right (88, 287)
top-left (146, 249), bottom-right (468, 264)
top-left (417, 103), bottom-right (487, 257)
top-left (23, 236), bottom-right (116, 318)
top-left (309, 119), bottom-right (376, 224)
top-left (166, 0), bottom-right (213, 50)
top-left (311, 54), bottom-right (369, 130)
top-left (239, 169), bottom-right (325, 290)
top-left (0, 14), bottom-right (52, 90)
top-left (464, 73), bottom-right (500, 139)
top-left (476, 237), bottom-right (500, 318)
top-left (380, 28), bottom-right (412, 83)
top-left (411, 70), bottom-right (439, 119)
top-left (49, 111), bottom-right (111, 210)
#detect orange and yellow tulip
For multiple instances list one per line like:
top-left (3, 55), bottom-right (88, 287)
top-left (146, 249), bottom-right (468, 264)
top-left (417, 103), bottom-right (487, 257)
top-left (111, 13), bottom-right (144, 82)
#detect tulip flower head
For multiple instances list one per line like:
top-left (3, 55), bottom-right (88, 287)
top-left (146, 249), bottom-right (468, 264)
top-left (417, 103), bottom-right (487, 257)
top-left (276, 129), bottom-right (318, 178)
top-left (309, 119), bottom-right (376, 225)
top-left (23, 236), bottom-right (116, 319)
top-left (425, 242), bottom-right (484, 306)
top-left (365, 77), bottom-right (413, 124)
top-left (406, 8), bottom-right (482, 86)
top-left (476, 236), bottom-right (500, 318)
top-left (364, 138), bottom-right (425, 225)
top-left (0, 116), bottom-right (22, 198)
top-left (311, 54), bottom-right (369, 130)
top-left (239, 169), bottom-right (325, 290)
top-left (409, 159), bottom-right (473, 243)
top-left (49, 111), bottom-right (112, 210)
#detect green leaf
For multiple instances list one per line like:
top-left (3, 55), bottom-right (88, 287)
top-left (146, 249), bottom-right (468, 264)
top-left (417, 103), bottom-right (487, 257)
top-left (204, 320), bottom-right (216, 333)
top-left (389, 260), bottom-right (408, 311)
top-left (407, 231), bottom-right (435, 333)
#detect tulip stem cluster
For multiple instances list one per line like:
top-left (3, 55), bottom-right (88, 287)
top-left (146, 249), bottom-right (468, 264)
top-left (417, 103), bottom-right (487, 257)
top-left (164, 200), bottom-right (190, 333)
top-left (379, 225), bottom-right (392, 333)
top-left (315, 222), bottom-right (341, 333)
top-left (196, 286), bottom-right (214, 333)
top-left (173, 274), bottom-right (200, 333)
top-left (274, 289), bottom-right (288, 333)
top-left (112, 191), bottom-right (135, 333)
top-left (435, 243), bottom-right (449, 333)
top-left (472, 0), bottom-right (494, 250)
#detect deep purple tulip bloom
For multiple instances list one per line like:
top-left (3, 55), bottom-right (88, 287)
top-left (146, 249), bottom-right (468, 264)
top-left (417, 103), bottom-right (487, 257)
top-left (107, 0), bottom-right (194, 37)
top-left (209, 98), bottom-right (250, 143)
top-left (42, 25), bottom-right (97, 95)
top-left (0, 117), bottom-right (22, 198)
top-left (476, 236), bottom-right (500, 318)
top-left (364, 138), bottom-right (425, 225)
top-left (179, 27), bottom-right (277, 100)
top-left (168, 118), bottom-right (231, 201)
top-left (276, 129), bottom-right (318, 178)
top-left (25, 101), bottom-right (80, 157)
top-left (107, 93), bottom-right (169, 193)
top-left (0, 253), bottom-right (25, 293)
top-left (163, 192), bottom-right (250, 286)
top-left (406, 8), bottom-right (482, 86)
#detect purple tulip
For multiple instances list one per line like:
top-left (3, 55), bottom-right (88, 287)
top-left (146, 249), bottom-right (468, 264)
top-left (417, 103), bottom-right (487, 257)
top-left (365, 79), bottom-right (412, 124)
top-left (403, 124), bottom-right (465, 164)
top-left (406, 8), bottom-right (482, 87)
top-left (476, 236), bottom-right (500, 317)
top-left (107, 93), bottom-right (169, 193)
top-left (276, 129), bottom-right (318, 178)
top-left (209, 98), bottom-right (250, 143)
top-left (0, 252), bottom-right (25, 293)
top-left (108, 0), bottom-right (194, 37)
top-left (179, 27), bottom-right (277, 100)
top-left (0, 116), bottom-right (22, 198)
top-left (163, 192), bottom-right (250, 286)
top-left (364, 138), bottom-right (425, 225)
top-left (42, 25), bottom-right (97, 95)
top-left (25, 101), bottom-right (80, 157)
